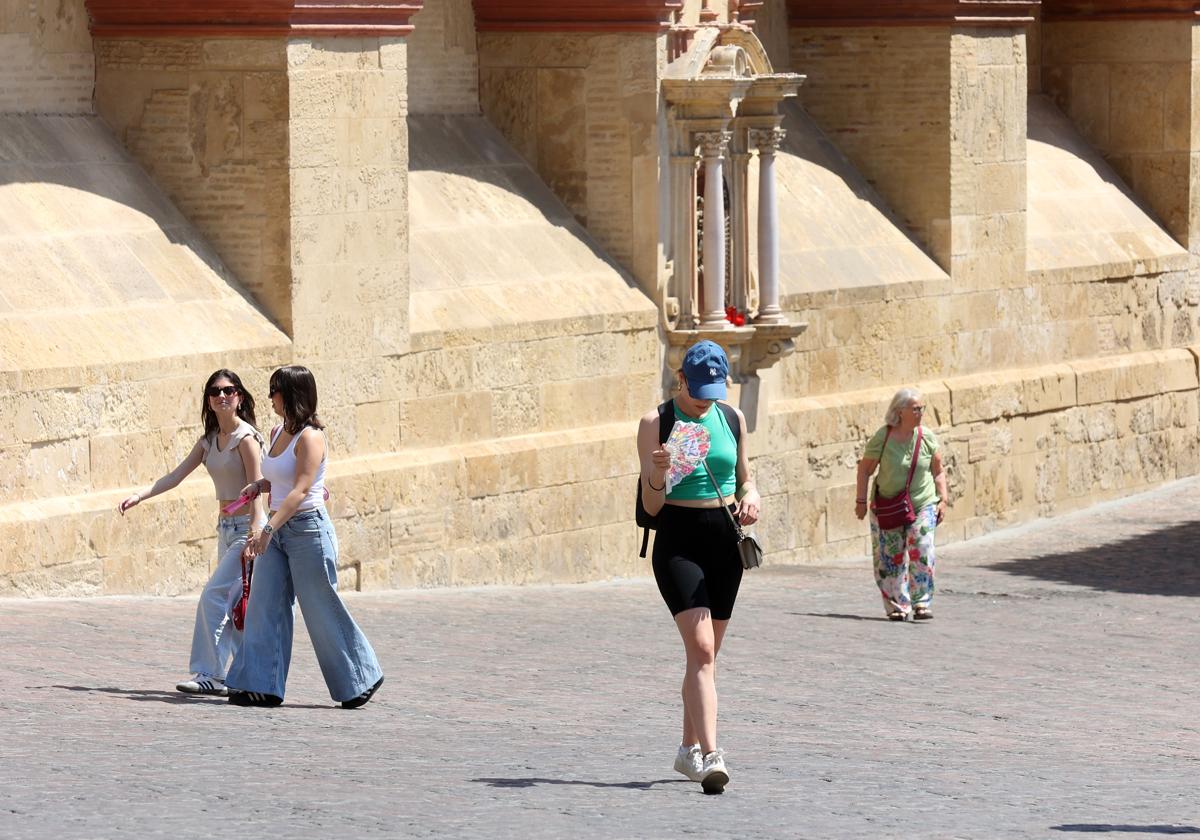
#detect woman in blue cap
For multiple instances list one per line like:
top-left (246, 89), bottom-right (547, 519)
top-left (636, 339), bottom-right (760, 794)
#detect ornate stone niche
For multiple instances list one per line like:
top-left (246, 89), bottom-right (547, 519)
top-left (662, 24), bottom-right (806, 389)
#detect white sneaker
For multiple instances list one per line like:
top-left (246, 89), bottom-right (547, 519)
top-left (700, 749), bottom-right (730, 794)
top-left (176, 674), bottom-right (228, 696)
top-left (673, 743), bottom-right (704, 782)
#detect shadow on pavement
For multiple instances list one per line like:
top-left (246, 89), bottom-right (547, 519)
top-left (36, 685), bottom-right (329, 709)
top-left (987, 521), bottom-right (1200, 597)
top-left (789, 612), bottom-right (891, 623)
top-left (472, 777), bottom-right (687, 791)
top-left (1051, 826), bottom-right (1200, 835)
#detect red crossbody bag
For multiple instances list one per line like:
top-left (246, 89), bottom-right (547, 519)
top-left (871, 425), bottom-right (922, 530)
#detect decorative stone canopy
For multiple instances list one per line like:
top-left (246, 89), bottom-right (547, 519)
top-left (787, 0), bottom-right (1039, 26)
top-left (662, 25), bottom-right (806, 383)
top-left (1041, 0), bottom-right (1200, 19)
top-left (84, 0), bottom-right (424, 37)
top-left (471, 0), bottom-right (683, 31)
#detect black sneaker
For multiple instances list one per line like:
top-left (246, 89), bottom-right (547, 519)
top-left (341, 676), bottom-right (384, 710)
top-left (228, 691), bottom-right (282, 707)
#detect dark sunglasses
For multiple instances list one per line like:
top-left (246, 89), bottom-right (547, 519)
top-left (206, 385), bottom-right (239, 398)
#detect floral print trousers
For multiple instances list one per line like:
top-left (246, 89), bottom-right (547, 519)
top-left (870, 503), bottom-right (937, 616)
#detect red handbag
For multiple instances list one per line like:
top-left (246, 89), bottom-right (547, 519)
top-left (231, 553), bottom-right (252, 631)
top-left (871, 426), bottom-right (923, 530)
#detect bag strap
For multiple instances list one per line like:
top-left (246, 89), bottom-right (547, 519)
top-left (658, 400), bottom-right (674, 444)
top-left (701, 460), bottom-right (745, 541)
top-left (902, 426), bottom-right (923, 491)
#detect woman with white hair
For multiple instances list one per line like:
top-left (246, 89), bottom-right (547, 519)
top-left (854, 387), bottom-right (948, 621)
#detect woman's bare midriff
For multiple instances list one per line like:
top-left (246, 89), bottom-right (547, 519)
top-left (665, 498), bottom-right (728, 510)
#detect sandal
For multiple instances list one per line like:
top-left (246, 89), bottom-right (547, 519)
top-left (913, 607), bottom-right (933, 621)
top-left (887, 610), bottom-right (908, 622)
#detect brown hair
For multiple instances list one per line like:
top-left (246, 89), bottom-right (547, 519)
top-left (201, 369), bottom-right (257, 441)
top-left (268, 365), bottom-right (325, 435)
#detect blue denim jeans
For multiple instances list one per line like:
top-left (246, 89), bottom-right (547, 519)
top-left (188, 514), bottom-right (250, 680)
top-left (225, 508), bottom-right (382, 702)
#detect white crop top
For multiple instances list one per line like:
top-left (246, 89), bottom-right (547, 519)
top-left (262, 425), bottom-right (327, 512)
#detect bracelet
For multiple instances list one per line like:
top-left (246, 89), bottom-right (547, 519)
top-left (855, 498), bottom-right (867, 504)
top-left (647, 478), bottom-right (666, 492)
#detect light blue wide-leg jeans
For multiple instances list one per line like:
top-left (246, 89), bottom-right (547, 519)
top-left (225, 508), bottom-right (382, 702)
top-left (187, 514), bottom-right (250, 680)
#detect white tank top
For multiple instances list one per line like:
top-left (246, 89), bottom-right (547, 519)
top-left (262, 425), bottom-right (327, 512)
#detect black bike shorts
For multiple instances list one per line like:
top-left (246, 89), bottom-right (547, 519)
top-left (651, 504), bottom-right (744, 621)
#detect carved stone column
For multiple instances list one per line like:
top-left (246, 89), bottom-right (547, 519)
top-left (749, 126), bottom-right (786, 323)
top-left (698, 130), bottom-right (733, 328)
top-left (728, 133), bottom-right (752, 318)
top-left (670, 138), bottom-right (700, 328)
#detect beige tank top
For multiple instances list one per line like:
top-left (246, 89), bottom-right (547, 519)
top-left (200, 419), bottom-right (264, 500)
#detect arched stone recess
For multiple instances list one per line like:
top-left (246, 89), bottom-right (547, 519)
top-left (661, 22), bottom-right (806, 408)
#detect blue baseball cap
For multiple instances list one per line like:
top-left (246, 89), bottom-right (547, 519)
top-left (682, 340), bottom-right (729, 401)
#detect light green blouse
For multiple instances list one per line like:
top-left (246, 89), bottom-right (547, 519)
top-left (863, 425), bottom-right (940, 512)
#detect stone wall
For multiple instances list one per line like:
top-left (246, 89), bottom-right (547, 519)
top-left (285, 37), bottom-right (411, 458)
top-left (790, 26), bottom-right (953, 267)
top-left (1041, 19), bottom-right (1197, 252)
top-left (760, 349), bottom-right (1200, 564)
top-left (408, 0), bottom-right (479, 114)
top-left (94, 39), bottom-right (293, 332)
top-left (477, 32), bottom-right (662, 290)
top-left (0, 0), bottom-right (93, 113)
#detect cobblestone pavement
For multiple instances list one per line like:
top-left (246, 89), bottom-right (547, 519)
top-left (3, 479), bottom-right (1199, 840)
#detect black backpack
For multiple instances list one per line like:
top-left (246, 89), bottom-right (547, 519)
top-left (635, 400), bottom-right (741, 558)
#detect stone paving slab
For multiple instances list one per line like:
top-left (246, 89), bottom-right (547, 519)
top-left (2, 479), bottom-right (1199, 839)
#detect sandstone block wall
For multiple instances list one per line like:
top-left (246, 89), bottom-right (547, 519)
top-left (790, 26), bottom-right (953, 267)
top-left (4, 5), bottom-right (1200, 598)
top-left (94, 39), bottom-right (293, 333)
top-left (1041, 20), bottom-right (1197, 252)
top-left (285, 37), bottom-right (411, 459)
top-left (0, 0), bottom-right (93, 114)
top-left (477, 32), bottom-right (662, 290)
top-left (760, 349), bottom-right (1200, 564)
top-left (408, 0), bottom-right (479, 115)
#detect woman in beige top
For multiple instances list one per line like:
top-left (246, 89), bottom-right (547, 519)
top-left (118, 369), bottom-right (266, 696)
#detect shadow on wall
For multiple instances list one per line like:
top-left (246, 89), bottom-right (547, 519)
top-left (987, 519), bottom-right (1200, 597)
top-left (406, 113), bottom-right (639, 291)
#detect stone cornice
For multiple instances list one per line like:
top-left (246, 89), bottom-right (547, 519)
top-left (84, 1), bottom-right (424, 38)
top-left (471, 0), bottom-right (683, 32)
top-left (1041, 1), bottom-right (1200, 20)
top-left (787, 1), bottom-right (1039, 27)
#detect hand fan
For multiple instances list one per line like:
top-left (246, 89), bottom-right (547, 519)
top-left (664, 421), bottom-right (711, 493)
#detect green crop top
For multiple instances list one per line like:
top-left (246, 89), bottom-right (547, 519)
top-left (665, 401), bottom-right (739, 501)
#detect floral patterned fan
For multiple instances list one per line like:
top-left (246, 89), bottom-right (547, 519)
top-left (664, 421), bottom-right (711, 493)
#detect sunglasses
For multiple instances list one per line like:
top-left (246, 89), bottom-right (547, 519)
top-left (206, 385), bottom-right (239, 398)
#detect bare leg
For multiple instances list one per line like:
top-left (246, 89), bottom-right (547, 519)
top-left (676, 609), bottom-right (729, 754)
